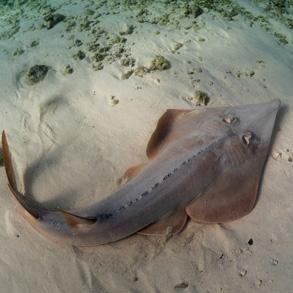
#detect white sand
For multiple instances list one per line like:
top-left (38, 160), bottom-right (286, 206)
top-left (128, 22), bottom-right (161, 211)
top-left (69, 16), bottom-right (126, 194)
top-left (0, 1), bottom-right (292, 292)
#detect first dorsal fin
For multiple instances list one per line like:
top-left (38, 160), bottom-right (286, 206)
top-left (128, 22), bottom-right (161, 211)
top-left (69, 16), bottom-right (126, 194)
top-left (59, 209), bottom-right (97, 227)
top-left (146, 109), bottom-right (191, 159)
top-left (117, 162), bottom-right (147, 185)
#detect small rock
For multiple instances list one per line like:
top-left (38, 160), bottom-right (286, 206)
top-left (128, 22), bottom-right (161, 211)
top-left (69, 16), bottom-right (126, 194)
top-left (65, 20), bottom-right (76, 32)
top-left (154, 78), bottom-right (160, 84)
top-left (75, 39), bottom-right (83, 47)
top-left (13, 47), bottom-right (24, 56)
top-left (183, 4), bottom-right (203, 18)
top-left (121, 70), bottom-right (134, 80)
top-left (174, 281), bottom-right (189, 290)
top-left (239, 268), bottom-right (247, 277)
top-left (109, 35), bottom-right (126, 46)
top-left (172, 42), bottom-right (183, 52)
top-left (64, 64), bottom-right (74, 75)
top-left (134, 66), bottom-right (149, 77)
top-left (92, 62), bottom-right (104, 71)
top-left (44, 13), bottom-right (66, 29)
top-left (248, 238), bottom-right (254, 246)
top-left (73, 50), bottom-right (86, 60)
top-left (120, 57), bottom-right (135, 67)
top-left (187, 90), bottom-right (210, 106)
top-left (255, 279), bottom-right (263, 287)
top-left (272, 151), bottom-right (282, 160)
top-left (91, 47), bottom-right (109, 62)
top-left (26, 65), bottom-right (49, 85)
top-left (30, 40), bottom-right (39, 47)
top-left (84, 9), bottom-right (94, 16)
top-left (109, 96), bottom-right (119, 106)
top-left (271, 258), bottom-right (279, 266)
top-left (91, 52), bottom-right (106, 62)
top-left (165, 226), bottom-right (174, 241)
top-left (119, 24), bottom-right (135, 35)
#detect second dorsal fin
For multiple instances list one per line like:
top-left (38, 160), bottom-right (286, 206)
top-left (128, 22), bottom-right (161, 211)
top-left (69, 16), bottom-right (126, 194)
top-left (59, 209), bottom-right (97, 228)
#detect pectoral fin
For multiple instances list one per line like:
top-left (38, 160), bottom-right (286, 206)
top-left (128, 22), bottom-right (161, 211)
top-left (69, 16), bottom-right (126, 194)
top-left (185, 161), bottom-right (261, 223)
top-left (138, 209), bottom-right (188, 236)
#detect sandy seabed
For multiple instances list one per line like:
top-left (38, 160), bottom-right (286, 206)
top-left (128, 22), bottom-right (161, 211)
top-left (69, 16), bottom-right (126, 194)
top-left (0, 1), bottom-right (292, 292)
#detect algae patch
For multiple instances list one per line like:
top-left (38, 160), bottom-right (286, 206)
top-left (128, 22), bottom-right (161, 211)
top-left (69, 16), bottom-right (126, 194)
top-left (121, 69), bottom-right (134, 80)
top-left (30, 40), bottom-right (39, 47)
top-left (92, 62), bottom-right (104, 71)
top-left (133, 66), bottom-right (150, 77)
top-left (13, 47), bottom-right (24, 56)
top-left (119, 24), bottom-right (135, 35)
top-left (43, 13), bottom-right (66, 29)
top-left (26, 65), bottom-right (49, 85)
top-left (172, 42), bottom-right (183, 53)
top-left (149, 55), bottom-right (171, 71)
top-left (120, 57), bottom-right (135, 67)
top-left (186, 90), bottom-right (210, 106)
top-left (73, 50), bottom-right (86, 60)
top-left (274, 32), bottom-right (288, 45)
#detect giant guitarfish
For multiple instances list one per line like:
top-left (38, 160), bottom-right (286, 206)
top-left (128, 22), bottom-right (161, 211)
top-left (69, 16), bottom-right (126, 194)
top-left (1, 99), bottom-right (280, 246)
